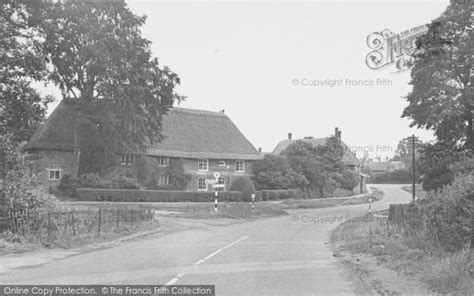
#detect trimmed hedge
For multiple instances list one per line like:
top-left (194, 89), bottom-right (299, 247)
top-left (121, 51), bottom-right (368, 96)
top-left (75, 188), bottom-right (244, 202)
top-left (258, 189), bottom-right (304, 201)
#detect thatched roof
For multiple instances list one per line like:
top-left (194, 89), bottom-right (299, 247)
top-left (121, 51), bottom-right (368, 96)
top-left (27, 100), bottom-right (261, 160)
top-left (272, 138), bottom-right (360, 166)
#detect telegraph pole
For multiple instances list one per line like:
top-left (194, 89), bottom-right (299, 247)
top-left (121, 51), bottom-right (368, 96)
top-left (412, 135), bottom-right (416, 204)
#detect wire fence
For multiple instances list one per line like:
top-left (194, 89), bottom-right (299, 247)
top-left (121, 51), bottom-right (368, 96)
top-left (0, 207), bottom-right (156, 243)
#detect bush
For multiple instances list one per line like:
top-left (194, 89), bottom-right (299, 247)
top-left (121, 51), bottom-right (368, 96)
top-left (229, 176), bottom-right (256, 201)
top-left (421, 175), bottom-right (473, 252)
top-left (252, 155), bottom-right (308, 190)
top-left (58, 174), bottom-right (82, 197)
top-left (110, 175), bottom-right (140, 190)
top-left (58, 173), bottom-right (140, 197)
top-left (75, 188), bottom-right (244, 202)
top-left (369, 169), bottom-right (413, 184)
top-left (259, 189), bottom-right (304, 201)
top-left (389, 174), bottom-right (473, 252)
top-left (80, 173), bottom-right (112, 188)
top-left (136, 156), bottom-right (191, 190)
top-left (335, 170), bottom-right (359, 190)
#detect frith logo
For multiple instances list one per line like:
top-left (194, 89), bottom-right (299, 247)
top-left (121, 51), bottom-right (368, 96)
top-left (365, 22), bottom-right (452, 73)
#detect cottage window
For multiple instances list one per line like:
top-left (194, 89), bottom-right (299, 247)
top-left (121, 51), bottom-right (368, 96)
top-left (217, 177), bottom-right (225, 192)
top-left (48, 169), bottom-right (61, 181)
top-left (198, 159), bottom-right (209, 171)
top-left (158, 156), bottom-right (169, 166)
top-left (121, 154), bottom-right (135, 165)
top-left (235, 160), bottom-right (245, 173)
top-left (198, 178), bottom-right (207, 191)
top-left (158, 174), bottom-right (170, 185)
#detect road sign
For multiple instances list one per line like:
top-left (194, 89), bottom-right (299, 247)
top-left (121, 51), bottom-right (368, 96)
top-left (212, 184), bottom-right (225, 188)
top-left (251, 194), bottom-right (256, 200)
top-left (205, 179), bottom-right (218, 185)
top-left (213, 172), bottom-right (221, 179)
top-left (367, 197), bottom-right (374, 203)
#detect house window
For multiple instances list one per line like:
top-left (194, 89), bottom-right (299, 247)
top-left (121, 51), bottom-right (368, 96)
top-left (158, 156), bottom-right (169, 166)
top-left (198, 177), bottom-right (208, 191)
top-left (158, 175), bottom-right (170, 185)
top-left (217, 177), bottom-right (225, 192)
top-left (198, 159), bottom-right (209, 171)
top-left (235, 160), bottom-right (245, 173)
top-left (121, 154), bottom-right (135, 165)
top-left (48, 169), bottom-right (61, 181)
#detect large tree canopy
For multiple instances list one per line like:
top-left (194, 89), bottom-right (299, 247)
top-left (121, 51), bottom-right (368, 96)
top-left (0, 0), bottom-right (51, 142)
top-left (27, 0), bottom-right (183, 147)
top-left (403, 1), bottom-right (473, 150)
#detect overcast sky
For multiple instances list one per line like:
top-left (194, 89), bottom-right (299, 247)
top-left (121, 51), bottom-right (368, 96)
top-left (44, 0), bottom-right (451, 159)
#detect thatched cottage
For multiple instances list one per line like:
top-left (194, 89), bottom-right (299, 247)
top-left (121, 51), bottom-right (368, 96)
top-left (26, 99), bottom-right (262, 191)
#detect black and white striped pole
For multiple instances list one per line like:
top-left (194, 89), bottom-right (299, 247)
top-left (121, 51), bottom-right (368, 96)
top-left (251, 193), bottom-right (256, 210)
top-left (367, 196), bottom-right (374, 214)
top-left (213, 172), bottom-right (220, 212)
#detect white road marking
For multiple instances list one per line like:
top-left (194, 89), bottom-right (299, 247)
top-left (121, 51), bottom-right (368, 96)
top-left (194, 235), bottom-right (249, 266)
top-left (165, 235), bottom-right (249, 285)
top-left (165, 273), bottom-right (184, 285)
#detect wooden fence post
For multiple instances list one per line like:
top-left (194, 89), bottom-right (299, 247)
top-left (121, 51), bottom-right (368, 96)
top-left (97, 208), bottom-right (101, 236)
top-left (116, 210), bottom-right (120, 230)
top-left (71, 211), bottom-right (76, 236)
top-left (47, 212), bottom-right (51, 241)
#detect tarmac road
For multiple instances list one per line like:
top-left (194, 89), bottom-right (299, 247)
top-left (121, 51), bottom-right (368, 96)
top-left (0, 185), bottom-right (412, 295)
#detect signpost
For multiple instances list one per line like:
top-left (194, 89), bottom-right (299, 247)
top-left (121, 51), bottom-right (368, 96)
top-left (213, 172), bottom-right (220, 212)
top-left (367, 196), bottom-right (374, 214)
top-left (411, 135), bottom-right (416, 204)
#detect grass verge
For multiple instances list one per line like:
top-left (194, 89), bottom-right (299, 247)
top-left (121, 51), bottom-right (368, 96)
top-left (282, 188), bottom-right (383, 209)
top-left (401, 184), bottom-right (427, 199)
top-left (64, 201), bottom-right (288, 220)
top-left (331, 212), bottom-right (474, 295)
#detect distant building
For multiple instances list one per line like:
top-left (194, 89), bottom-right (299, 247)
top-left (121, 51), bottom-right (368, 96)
top-left (26, 99), bottom-right (262, 191)
top-left (272, 128), bottom-right (360, 171)
top-left (272, 128), bottom-right (364, 194)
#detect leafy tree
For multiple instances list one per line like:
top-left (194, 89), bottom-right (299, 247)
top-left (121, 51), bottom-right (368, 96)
top-left (0, 1), bottom-right (51, 143)
top-left (26, 1), bottom-right (184, 149)
top-left (393, 136), bottom-right (422, 168)
top-left (135, 156), bottom-right (190, 190)
top-left (252, 155), bottom-right (308, 190)
top-left (403, 1), bottom-right (473, 151)
top-left (283, 137), bottom-right (347, 197)
top-left (417, 142), bottom-right (462, 191)
top-left (166, 158), bottom-right (192, 190)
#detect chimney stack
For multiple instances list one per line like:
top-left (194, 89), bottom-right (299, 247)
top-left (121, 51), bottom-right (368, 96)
top-left (288, 133), bottom-right (292, 140)
top-left (258, 147), bottom-right (262, 153)
top-left (335, 127), bottom-right (341, 140)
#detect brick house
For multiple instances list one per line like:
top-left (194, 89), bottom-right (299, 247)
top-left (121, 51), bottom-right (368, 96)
top-left (26, 99), bottom-right (262, 191)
